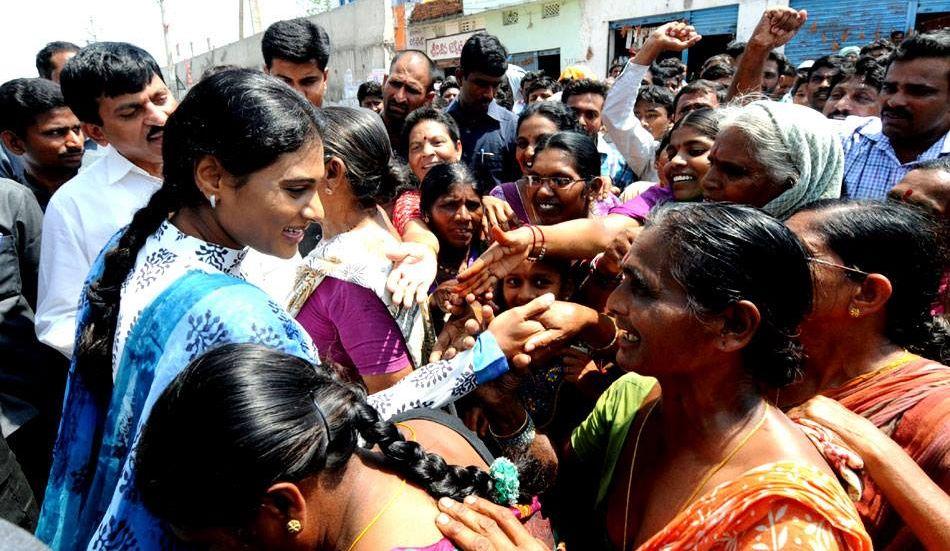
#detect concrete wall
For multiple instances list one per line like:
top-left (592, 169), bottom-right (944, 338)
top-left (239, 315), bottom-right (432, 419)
top-left (485, 0), bottom-right (587, 71)
top-left (165, 0), bottom-right (395, 104)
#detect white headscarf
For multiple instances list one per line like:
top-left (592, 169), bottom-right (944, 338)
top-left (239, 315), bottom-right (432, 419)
top-left (723, 100), bottom-right (844, 220)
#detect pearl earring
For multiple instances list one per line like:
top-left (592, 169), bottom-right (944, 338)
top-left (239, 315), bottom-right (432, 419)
top-left (209, 194), bottom-right (217, 209)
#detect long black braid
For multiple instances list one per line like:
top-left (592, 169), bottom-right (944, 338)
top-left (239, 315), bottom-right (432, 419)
top-left (135, 344), bottom-right (503, 534)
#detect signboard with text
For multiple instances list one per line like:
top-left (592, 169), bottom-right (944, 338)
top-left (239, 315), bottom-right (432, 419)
top-left (426, 30), bottom-right (484, 61)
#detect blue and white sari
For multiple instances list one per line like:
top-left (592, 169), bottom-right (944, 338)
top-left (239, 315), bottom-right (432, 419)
top-left (38, 221), bottom-right (510, 550)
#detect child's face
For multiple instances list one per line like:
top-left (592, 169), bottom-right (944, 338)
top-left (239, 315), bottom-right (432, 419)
top-left (502, 261), bottom-right (565, 308)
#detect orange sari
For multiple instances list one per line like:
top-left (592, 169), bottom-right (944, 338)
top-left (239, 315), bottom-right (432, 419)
top-left (638, 462), bottom-right (872, 550)
top-left (822, 356), bottom-right (950, 549)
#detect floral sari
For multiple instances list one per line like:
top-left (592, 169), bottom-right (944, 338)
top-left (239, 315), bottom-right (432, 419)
top-left (640, 462), bottom-right (872, 550)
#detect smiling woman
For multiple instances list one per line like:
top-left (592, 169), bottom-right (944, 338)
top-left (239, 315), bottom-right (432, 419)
top-left (37, 68), bottom-right (328, 551)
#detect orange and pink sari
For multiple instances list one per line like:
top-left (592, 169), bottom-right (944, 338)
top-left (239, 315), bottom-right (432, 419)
top-left (822, 356), bottom-right (950, 549)
top-left (638, 462), bottom-right (872, 550)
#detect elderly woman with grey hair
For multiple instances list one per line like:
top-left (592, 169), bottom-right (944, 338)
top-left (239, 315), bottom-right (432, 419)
top-left (702, 99), bottom-right (844, 219)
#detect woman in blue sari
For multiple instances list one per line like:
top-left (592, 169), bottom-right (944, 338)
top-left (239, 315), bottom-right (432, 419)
top-left (38, 69), bottom-right (551, 551)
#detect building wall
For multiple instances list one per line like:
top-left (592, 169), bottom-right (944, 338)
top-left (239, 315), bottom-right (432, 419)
top-left (165, 0), bottom-right (395, 104)
top-left (484, 0), bottom-right (587, 71)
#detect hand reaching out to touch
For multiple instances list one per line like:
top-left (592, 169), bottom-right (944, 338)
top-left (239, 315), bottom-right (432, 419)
top-left (386, 241), bottom-right (437, 308)
top-left (748, 7), bottom-right (808, 50)
top-left (436, 496), bottom-right (550, 551)
top-left (482, 195), bottom-right (520, 236)
top-left (456, 226), bottom-right (535, 296)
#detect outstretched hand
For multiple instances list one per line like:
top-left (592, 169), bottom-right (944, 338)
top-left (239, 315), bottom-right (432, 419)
top-left (748, 7), bottom-right (808, 50)
top-left (487, 293), bottom-right (556, 370)
top-left (386, 241), bottom-right (438, 308)
top-left (456, 226), bottom-right (534, 296)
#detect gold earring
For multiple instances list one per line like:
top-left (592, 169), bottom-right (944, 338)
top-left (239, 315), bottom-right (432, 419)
top-left (286, 519), bottom-right (302, 534)
top-left (849, 306), bottom-right (860, 318)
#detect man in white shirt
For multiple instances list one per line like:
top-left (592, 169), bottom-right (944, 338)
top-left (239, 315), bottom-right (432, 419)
top-left (36, 42), bottom-right (177, 357)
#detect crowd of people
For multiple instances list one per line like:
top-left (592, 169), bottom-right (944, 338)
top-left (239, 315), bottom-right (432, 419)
top-left (0, 5), bottom-right (947, 551)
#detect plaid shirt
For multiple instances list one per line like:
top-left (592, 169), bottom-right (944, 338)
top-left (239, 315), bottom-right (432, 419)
top-left (841, 117), bottom-right (950, 199)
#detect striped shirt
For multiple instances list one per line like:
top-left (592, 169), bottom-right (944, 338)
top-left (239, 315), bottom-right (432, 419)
top-left (840, 116), bottom-right (950, 199)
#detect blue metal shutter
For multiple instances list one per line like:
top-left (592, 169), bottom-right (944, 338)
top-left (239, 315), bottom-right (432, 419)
top-left (918, 0), bottom-right (950, 13)
top-left (785, 0), bottom-right (910, 65)
top-left (610, 11), bottom-right (688, 30)
top-left (689, 4), bottom-right (740, 36)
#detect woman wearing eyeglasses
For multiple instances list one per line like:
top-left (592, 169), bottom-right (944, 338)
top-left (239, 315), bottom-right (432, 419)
top-left (781, 199), bottom-right (950, 550)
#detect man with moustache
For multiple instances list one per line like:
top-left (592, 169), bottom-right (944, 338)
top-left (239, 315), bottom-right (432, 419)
top-left (381, 50), bottom-right (437, 151)
top-left (0, 79), bottom-right (84, 210)
top-left (445, 33), bottom-right (518, 192)
top-left (805, 55), bottom-right (848, 113)
top-left (841, 30), bottom-right (950, 198)
top-left (35, 42), bottom-right (177, 358)
top-left (822, 57), bottom-right (884, 121)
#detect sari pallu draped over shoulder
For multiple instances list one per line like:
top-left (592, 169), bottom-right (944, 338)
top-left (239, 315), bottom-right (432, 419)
top-left (38, 268), bottom-right (316, 551)
top-left (639, 461), bottom-right (872, 551)
top-left (821, 357), bottom-right (950, 549)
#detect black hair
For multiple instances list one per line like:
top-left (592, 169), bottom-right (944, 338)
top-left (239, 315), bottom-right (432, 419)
top-left (860, 38), bottom-right (896, 57)
top-left (534, 131), bottom-right (600, 181)
top-left (668, 107), bottom-right (722, 142)
top-left (390, 50), bottom-right (438, 92)
top-left (635, 85), bottom-right (675, 115)
top-left (136, 344), bottom-right (504, 532)
top-left (520, 70), bottom-right (545, 93)
top-left (646, 202), bottom-right (813, 387)
top-left (673, 80), bottom-right (726, 113)
top-left (441, 76), bottom-right (460, 93)
top-left (560, 78), bottom-right (609, 103)
top-left (655, 128), bottom-right (671, 161)
top-left (420, 162), bottom-right (480, 215)
top-left (76, 69), bottom-right (324, 407)
top-left (459, 33), bottom-right (508, 77)
top-left (649, 64), bottom-right (680, 86)
top-left (850, 56), bottom-right (886, 91)
top-left (524, 76), bottom-right (560, 99)
top-left (807, 55), bottom-right (847, 81)
top-left (891, 29), bottom-right (950, 64)
top-left (35, 41), bottom-right (80, 80)
top-left (702, 54), bottom-right (735, 71)
top-left (517, 101), bottom-right (581, 134)
top-left (495, 76), bottom-right (515, 110)
top-left (357, 80), bottom-right (383, 103)
top-left (0, 78), bottom-right (68, 137)
top-left (199, 64), bottom-right (243, 82)
top-left (400, 106), bottom-right (461, 159)
top-left (776, 52), bottom-right (797, 77)
top-left (797, 199), bottom-right (950, 363)
top-left (766, 51), bottom-right (788, 76)
top-left (59, 42), bottom-right (164, 125)
top-left (322, 106), bottom-right (410, 207)
top-left (261, 18), bottom-right (331, 71)
top-left (726, 40), bottom-right (747, 60)
top-left (657, 57), bottom-right (686, 75)
top-left (700, 62), bottom-right (735, 82)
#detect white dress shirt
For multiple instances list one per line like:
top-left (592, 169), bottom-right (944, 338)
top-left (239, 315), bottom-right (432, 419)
top-left (602, 62), bottom-right (660, 183)
top-left (36, 148), bottom-right (162, 358)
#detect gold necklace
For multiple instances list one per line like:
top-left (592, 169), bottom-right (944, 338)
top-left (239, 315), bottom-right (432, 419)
top-left (621, 402), bottom-right (769, 550)
top-left (674, 404), bottom-right (769, 515)
top-left (344, 422), bottom-right (417, 551)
